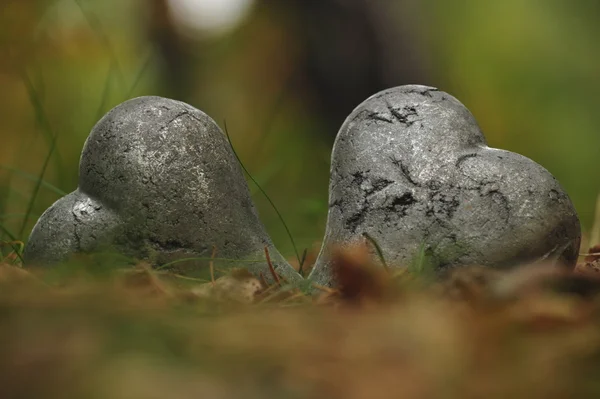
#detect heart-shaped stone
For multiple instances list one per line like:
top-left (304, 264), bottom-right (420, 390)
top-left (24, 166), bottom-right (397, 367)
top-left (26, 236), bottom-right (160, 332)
top-left (24, 96), bottom-right (301, 283)
top-left (309, 85), bottom-right (581, 287)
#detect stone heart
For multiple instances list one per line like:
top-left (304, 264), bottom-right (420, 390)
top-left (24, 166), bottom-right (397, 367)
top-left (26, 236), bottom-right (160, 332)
top-left (24, 96), bottom-right (301, 283)
top-left (309, 85), bottom-right (581, 287)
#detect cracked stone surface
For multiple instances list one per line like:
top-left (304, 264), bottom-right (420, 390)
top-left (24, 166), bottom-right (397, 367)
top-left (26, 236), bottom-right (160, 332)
top-left (309, 85), bottom-right (581, 287)
top-left (24, 96), bottom-right (301, 283)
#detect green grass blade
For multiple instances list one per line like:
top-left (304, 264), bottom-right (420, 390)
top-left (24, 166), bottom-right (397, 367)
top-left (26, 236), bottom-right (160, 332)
top-left (0, 223), bottom-right (24, 263)
top-left (248, 162), bottom-right (281, 196)
top-left (363, 232), bottom-right (389, 272)
top-left (20, 70), bottom-right (63, 174)
top-left (409, 243), bottom-right (427, 274)
top-left (223, 121), bottom-right (302, 266)
top-left (298, 248), bottom-right (308, 276)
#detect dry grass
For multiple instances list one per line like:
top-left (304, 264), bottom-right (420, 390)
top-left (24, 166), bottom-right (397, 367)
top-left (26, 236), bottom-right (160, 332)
top-left (1, 246), bottom-right (600, 398)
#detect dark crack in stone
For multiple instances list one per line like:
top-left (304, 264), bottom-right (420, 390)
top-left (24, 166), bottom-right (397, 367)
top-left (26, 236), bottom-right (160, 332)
top-left (24, 96), bottom-right (301, 283)
top-left (309, 85), bottom-right (581, 287)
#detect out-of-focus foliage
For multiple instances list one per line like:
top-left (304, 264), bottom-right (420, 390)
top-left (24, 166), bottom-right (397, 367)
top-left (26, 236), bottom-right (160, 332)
top-left (0, 0), bottom-right (598, 259)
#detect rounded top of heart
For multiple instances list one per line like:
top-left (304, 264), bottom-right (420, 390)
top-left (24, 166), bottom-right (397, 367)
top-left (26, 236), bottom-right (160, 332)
top-left (79, 96), bottom-right (244, 212)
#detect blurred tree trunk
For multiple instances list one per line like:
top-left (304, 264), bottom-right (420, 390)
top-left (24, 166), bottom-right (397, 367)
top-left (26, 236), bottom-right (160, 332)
top-left (265, 0), bottom-right (432, 137)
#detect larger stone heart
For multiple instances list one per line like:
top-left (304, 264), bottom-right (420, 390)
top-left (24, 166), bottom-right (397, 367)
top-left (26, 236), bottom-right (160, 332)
top-left (24, 96), bottom-right (301, 283)
top-left (309, 85), bottom-right (581, 287)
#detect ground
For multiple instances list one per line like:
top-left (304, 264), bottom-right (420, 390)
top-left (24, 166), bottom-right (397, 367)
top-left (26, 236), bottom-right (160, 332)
top-left (1, 244), bottom-right (600, 399)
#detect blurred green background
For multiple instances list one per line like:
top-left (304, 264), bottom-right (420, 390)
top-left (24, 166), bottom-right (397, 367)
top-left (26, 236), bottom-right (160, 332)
top-left (0, 0), bottom-right (598, 259)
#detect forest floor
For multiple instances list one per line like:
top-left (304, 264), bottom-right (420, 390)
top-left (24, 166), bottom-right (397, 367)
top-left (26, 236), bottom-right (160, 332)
top-left (1, 243), bottom-right (600, 399)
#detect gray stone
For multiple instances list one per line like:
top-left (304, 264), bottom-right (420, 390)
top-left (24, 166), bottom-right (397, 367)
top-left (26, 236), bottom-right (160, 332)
top-left (309, 85), bottom-right (581, 287)
top-left (24, 96), bottom-right (301, 283)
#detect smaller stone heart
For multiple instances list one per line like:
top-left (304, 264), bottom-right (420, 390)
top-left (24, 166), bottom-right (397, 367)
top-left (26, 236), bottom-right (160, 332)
top-left (310, 85), bottom-right (581, 287)
top-left (24, 96), bottom-right (301, 283)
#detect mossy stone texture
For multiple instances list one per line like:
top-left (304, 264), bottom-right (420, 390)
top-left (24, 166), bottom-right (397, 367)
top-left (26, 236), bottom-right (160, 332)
top-left (309, 85), bottom-right (581, 287)
top-left (24, 96), bottom-right (301, 283)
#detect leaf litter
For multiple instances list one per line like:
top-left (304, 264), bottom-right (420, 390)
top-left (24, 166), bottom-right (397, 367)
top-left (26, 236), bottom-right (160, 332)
top-left (2, 243), bottom-right (600, 398)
